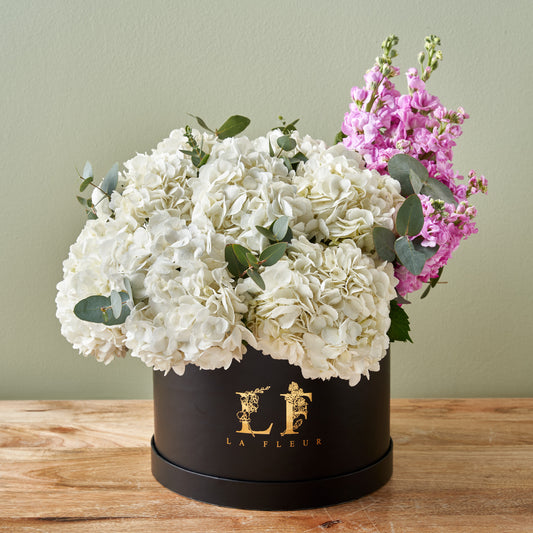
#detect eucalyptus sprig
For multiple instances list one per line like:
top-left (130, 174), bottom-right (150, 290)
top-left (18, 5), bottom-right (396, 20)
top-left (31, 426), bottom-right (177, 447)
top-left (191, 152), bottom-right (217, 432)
top-left (373, 153), bottom-right (455, 278)
top-left (76, 161), bottom-right (119, 219)
top-left (268, 132), bottom-right (308, 173)
top-left (225, 216), bottom-right (293, 289)
top-left (272, 116), bottom-right (300, 135)
top-left (73, 278), bottom-right (134, 325)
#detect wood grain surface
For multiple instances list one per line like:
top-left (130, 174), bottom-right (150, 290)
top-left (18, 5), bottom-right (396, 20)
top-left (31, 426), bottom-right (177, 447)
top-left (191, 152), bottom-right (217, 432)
top-left (0, 399), bottom-right (531, 532)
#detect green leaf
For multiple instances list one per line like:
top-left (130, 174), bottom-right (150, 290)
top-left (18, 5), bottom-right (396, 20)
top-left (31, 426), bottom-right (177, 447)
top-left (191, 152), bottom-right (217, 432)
top-left (179, 149), bottom-right (196, 157)
top-left (334, 131), bottom-right (347, 144)
top-left (396, 194), bottom-right (424, 236)
top-left (421, 266), bottom-right (444, 299)
top-left (87, 211), bottom-right (98, 220)
top-left (394, 293), bottom-right (411, 305)
top-left (412, 237), bottom-right (439, 260)
top-left (387, 154), bottom-right (429, 197)
top-left (79, 177), bottom-right (93, 192)
top-left (373, 226), bottom-right (397, 262)
top-left (272, 216), bottom-right (289, 241)
top-left (269, 139), bottom-right (275, 157)
top-left (77, 196), bottom-right (87, 206)
top-left (256, 225), bottom-right (277, 241)
top-left (281, 118), bottom-right (299, 134)
top-left (277, 135), bottom-right (297, 152)
top-left (82, 161), bottom-right (93, 180)
top-left (282, 155), bottom-right (292, 172)
top-left (110, 290), bottom-right (122, 319)
top-left (216, 115), bottom-right (251, 139)
top-left (101, 163), bottom-right (119, 196)
top-left (290, 152), bottom-right (308, 164)
top-left (225, 245), bottom-right (245, 277)
top-left (245, 252), bottom-right (258, 266)
top-left (420, 177), bottom-right (457, 206)
top-left (387, 300), bottom-right (413, 342)
top-left (259, 242), bottom-right (288, 266)
top-left (281, 225), bottom-right (293, 243)
top-left (394, 236), bottom-right (427, 276)
top-left (124, 277), bottom-right (134, 303)
top-left (198, 151), bottom-right (210, 168)
top-left (408, 169), bottom-right (423, 194)
top-left (74, 295), bottom-right (109, 323)
top-left (104, 291), bottom-right (130, 325)
top-left (187, 113), bottom-right (214, 133)
top-left (247, 269), bottom-right (265, 290)
top-left (229, 244), bottom-right (250, 267)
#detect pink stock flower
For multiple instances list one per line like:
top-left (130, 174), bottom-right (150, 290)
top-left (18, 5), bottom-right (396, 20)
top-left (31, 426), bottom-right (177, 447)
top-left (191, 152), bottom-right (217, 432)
top-left (341, 52), bottom-right (486, 298)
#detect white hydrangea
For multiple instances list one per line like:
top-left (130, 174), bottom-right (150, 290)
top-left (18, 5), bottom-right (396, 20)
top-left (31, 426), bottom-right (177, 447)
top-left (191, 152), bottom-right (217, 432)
top-left (57, 127), bottom-right (400, 384)
top-left (239, 236), bottom-right (397, 385)
top-left (293, 143), bottom-right (403, 251)
top-left (124, 212), bottom-right (255, 374)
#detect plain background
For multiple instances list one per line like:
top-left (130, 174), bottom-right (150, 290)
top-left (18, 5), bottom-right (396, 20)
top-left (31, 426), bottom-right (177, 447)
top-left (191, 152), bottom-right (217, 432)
top-left (1, 0), bottom-right (531, 399)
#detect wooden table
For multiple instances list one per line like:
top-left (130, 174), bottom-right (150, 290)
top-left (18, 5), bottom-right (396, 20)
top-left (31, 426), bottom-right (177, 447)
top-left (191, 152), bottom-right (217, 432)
top-left (0, 399), bottom-right (531, 532)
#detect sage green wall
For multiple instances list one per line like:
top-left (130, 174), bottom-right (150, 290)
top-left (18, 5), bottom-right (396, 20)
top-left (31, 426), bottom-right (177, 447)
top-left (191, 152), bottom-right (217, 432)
top-left (1, 0), bottom-right (531, 399)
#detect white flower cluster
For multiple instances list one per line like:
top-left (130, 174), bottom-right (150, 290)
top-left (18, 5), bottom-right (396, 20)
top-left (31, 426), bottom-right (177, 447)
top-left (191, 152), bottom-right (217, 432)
top-left (56, 127), bottom-right (402, 383)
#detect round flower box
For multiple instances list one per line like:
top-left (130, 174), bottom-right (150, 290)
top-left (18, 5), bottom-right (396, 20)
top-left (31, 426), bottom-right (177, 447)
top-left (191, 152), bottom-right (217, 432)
top-left (151, 346), bottom-right (392, 510)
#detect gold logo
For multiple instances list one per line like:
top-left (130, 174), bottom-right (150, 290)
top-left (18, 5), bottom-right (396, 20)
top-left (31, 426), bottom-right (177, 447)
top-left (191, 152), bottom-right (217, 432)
top-left (280, 381), bottom-right (312, 436)
top-left (234, 382), bottom-right (312, 437)
top-left (235, 386), bottom-right (273, 436)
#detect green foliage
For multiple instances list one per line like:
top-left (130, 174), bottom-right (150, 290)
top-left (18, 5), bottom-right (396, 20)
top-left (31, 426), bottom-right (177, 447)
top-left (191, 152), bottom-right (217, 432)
top-left (259, 242), bottom-right (288, 266)
top-left (216, 115), bottom-right (251, 139)
top-left (394, 236), bottom-right (426, 276)
top-left (101, 163), bottom-right (119, 196)
top-left (373, 226), bottom-right (397, 262)
top-left (334, 130), bottom-right (347, 144)
top-left (396, 194), bottom-right (424, 236)
top-left (388, 153), bottom-right (456, 205)
top-left (75, 161), bottom-right (120, 219)
top-left (277, 135), bottom-right (297, 152)
top-left (387, 299), bottom-right (412, 343)
top-left (74, 291), bottom-right (131, 325)
top-left (187, 114), bottom-right (215, 133)
top-left (272, 116), bottom-right (299, 135)
top-left (182, 125), bottom-right (210, 169)
top-left (225, 217), bottom-right (292, 289)
top-left (387, 154), bottom-right (428, 197)
top-left (420, 266), bottom-right (444, 299)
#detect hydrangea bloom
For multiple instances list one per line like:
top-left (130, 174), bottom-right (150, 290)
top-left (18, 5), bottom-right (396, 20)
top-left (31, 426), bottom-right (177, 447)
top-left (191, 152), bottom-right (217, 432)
top-left (57, 127), bottom-right (400, 384)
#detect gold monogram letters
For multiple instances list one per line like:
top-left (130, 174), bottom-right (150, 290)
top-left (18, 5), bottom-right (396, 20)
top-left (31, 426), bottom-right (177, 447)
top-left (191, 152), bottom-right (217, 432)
top-left (234, 382), bottom-right (313, 439)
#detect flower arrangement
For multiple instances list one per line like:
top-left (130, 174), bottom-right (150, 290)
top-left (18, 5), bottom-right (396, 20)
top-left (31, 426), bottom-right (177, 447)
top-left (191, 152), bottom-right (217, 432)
top-left (56, 35), bottom-right (486, 386)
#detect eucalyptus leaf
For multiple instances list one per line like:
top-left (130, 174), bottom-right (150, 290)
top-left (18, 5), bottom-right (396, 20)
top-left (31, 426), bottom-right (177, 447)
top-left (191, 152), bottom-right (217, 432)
top-left (245, 252), bottom-right (259, 266)
top-left (216, 115), bottom-right (251, 140)
top-left (256, 225), bottom-right (276, 241)
top-left (334, 131), bottom-right (347, 144)
top-left (104, 291), bottom-right (131, 325)
top-left (231, 244), bottom-right (252, 267)
top-left (408, 169), bottom-right (423, 194)
top-left (259, 242), bottom-right (288, 266)
top-left (187, 114), bottom-right (214, 133)
top-left (110, 290), bottom-right (122, 319)
top-left (282, 155), bottom-right (292, 172)
top-left (394, 236), bottom-right (427, 275)
top-left (277, 135), bottom-right (297, 152)
top-left (421, 266), bottom-right (444, 299)
top-left (101, 163), bottom-right (119, 196)
top-left (396, 194), bottom-right (424, 236)
top-left (82, 161), bottom-right (93, 180)
top-left (387, 154), bottom-right (429, 197)
top-left (373, 226), bottom-right (397, 262)
top-left (247, 269), bottom-right (265, 290)
top-left (269, 139), bottom-right (275, 157)
top-left (77, 196), bottom-right (87, 206)
top-left (74, 295), bottom-right (109, 323)
top-left (87, 211), bottom-right (98, 220)
top-left (225, 245), bottom-right (244, 277)
top-left (420, 177), bottom-right (457, 206)
top-left (290, 152), bottom-right (308, 164)
top-left (281, 226), bottom-right (293, 243)
top-left (79, 177), bottom-right (93, 192)
top-left (272, 216), bottom-right (289, 241)
top-left (124, 277), bottom-right (134, 303)
top-left (412, 238), bottom-right (439, 260)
